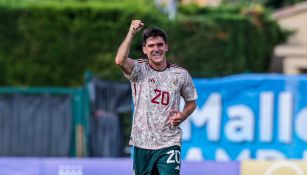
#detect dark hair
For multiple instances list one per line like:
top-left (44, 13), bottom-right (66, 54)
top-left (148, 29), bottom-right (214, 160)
top-left (142, 27), bottom-right (168, 46)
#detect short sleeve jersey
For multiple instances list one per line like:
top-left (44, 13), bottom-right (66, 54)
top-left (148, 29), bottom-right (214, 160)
top-left (124, 59), bottom-right (198, 150)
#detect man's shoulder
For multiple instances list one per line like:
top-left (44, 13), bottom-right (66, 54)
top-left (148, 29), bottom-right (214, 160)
top-left (168, 63), bottom-right (189, 74)
top-left (131, 58), bottom-right (148, 71)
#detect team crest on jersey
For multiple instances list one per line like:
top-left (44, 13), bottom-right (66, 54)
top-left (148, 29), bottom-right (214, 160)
top-left (173, 79), bottom-right (178, 86)
top-left (172, 79), bottom-right (178, 89)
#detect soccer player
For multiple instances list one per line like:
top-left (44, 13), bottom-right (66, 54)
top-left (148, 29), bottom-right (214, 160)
top-left (115, 19), bottom-right (198, 175)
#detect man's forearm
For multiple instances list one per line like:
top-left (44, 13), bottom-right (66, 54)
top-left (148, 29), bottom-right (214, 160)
top-left (115, 32), bottom-right (134, 66)
top-left (115, 20), bottom-right (144, 75)
top-left (182, 101), bottom-right (196, 120)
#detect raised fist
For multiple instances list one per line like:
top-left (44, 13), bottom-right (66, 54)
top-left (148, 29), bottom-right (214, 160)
top-left (129, 20), bottom-right (144, 34)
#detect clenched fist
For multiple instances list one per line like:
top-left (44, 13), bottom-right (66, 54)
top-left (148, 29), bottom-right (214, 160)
top-left (129, 20), bottom-right (144, 35)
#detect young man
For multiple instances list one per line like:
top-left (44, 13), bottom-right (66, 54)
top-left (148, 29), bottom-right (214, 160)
top-left (115, 20), bottom-right (198, 175)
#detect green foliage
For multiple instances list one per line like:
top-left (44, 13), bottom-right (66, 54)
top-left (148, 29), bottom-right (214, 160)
top-left (168, 5), bottom-right (287, 77)
top-left (0, 1), bottom-right (287, 86)
top-left (0, 2), bottom-right (165, 86)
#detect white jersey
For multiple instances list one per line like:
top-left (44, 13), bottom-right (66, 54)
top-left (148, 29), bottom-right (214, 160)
top-left (124, 59), bottom-right (198, 150)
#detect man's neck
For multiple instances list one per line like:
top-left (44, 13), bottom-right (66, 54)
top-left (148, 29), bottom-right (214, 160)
top-left (149, 60), bottom-right (167, 71)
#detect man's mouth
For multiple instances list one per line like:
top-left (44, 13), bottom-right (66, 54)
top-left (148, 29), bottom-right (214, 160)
top-left (152, 52), bottom-right (162, 57)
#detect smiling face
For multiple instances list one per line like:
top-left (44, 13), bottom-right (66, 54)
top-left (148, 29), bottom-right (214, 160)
top-left (142, 36), bottom-right (168, 69)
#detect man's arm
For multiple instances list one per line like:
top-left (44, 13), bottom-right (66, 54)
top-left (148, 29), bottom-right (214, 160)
top-left (169, 100), bottom-right (196, 127)
top-left (115, 20), bottom-right (144, 75)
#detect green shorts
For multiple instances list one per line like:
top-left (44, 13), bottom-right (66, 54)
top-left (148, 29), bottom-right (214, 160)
top-left (133, 145), bottom-right (181, 175)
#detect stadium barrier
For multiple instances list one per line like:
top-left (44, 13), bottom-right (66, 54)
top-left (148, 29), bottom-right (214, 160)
top-left (0, 158), bottom-right (239, 175)
top-left (0, 87), bottom-right (89, 157)
top-left (0, 158), bottom-right (306, 175)
top-left (1, 74), bottom-right (307, 161)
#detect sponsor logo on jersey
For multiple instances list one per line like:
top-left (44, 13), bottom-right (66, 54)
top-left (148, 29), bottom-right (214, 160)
top-left (149, 78), bottom-right (156, 83)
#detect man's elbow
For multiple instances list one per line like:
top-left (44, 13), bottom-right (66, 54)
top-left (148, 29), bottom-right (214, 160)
top-left (115, 57), bottom-right (123, 66)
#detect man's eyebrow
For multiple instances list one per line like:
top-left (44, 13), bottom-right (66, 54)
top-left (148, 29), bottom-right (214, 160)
top-left (148, 42), bottom-right (164, 45)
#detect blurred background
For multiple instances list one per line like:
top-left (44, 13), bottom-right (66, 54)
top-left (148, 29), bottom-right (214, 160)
top-left (0, 0), bottom-right (307, 174)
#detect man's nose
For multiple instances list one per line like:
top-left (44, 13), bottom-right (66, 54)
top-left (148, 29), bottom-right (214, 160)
top-left (153, 45), bottom-right (159, 50)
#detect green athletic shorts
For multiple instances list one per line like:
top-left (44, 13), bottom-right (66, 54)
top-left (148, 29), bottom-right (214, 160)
top-left (133, 145), bottom-right (181, 175)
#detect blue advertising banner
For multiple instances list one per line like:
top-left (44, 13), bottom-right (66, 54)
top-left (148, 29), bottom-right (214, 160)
top-left (181, 74), bottom-right (307, 161)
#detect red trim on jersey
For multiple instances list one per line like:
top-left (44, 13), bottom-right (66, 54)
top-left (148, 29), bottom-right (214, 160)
top-left (148, 62), bottom-right (170, 72)
top-left (137, 58), bottom-right (148, 63)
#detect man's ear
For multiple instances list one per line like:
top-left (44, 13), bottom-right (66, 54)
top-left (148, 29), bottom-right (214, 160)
top-left (142, 45), bottom-right (147, 54)
top-left (165, 44), bottom-right (169, 52)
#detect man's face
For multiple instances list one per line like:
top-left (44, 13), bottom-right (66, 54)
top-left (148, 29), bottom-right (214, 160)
top-left (142, 36), bottom-right (168, 64)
